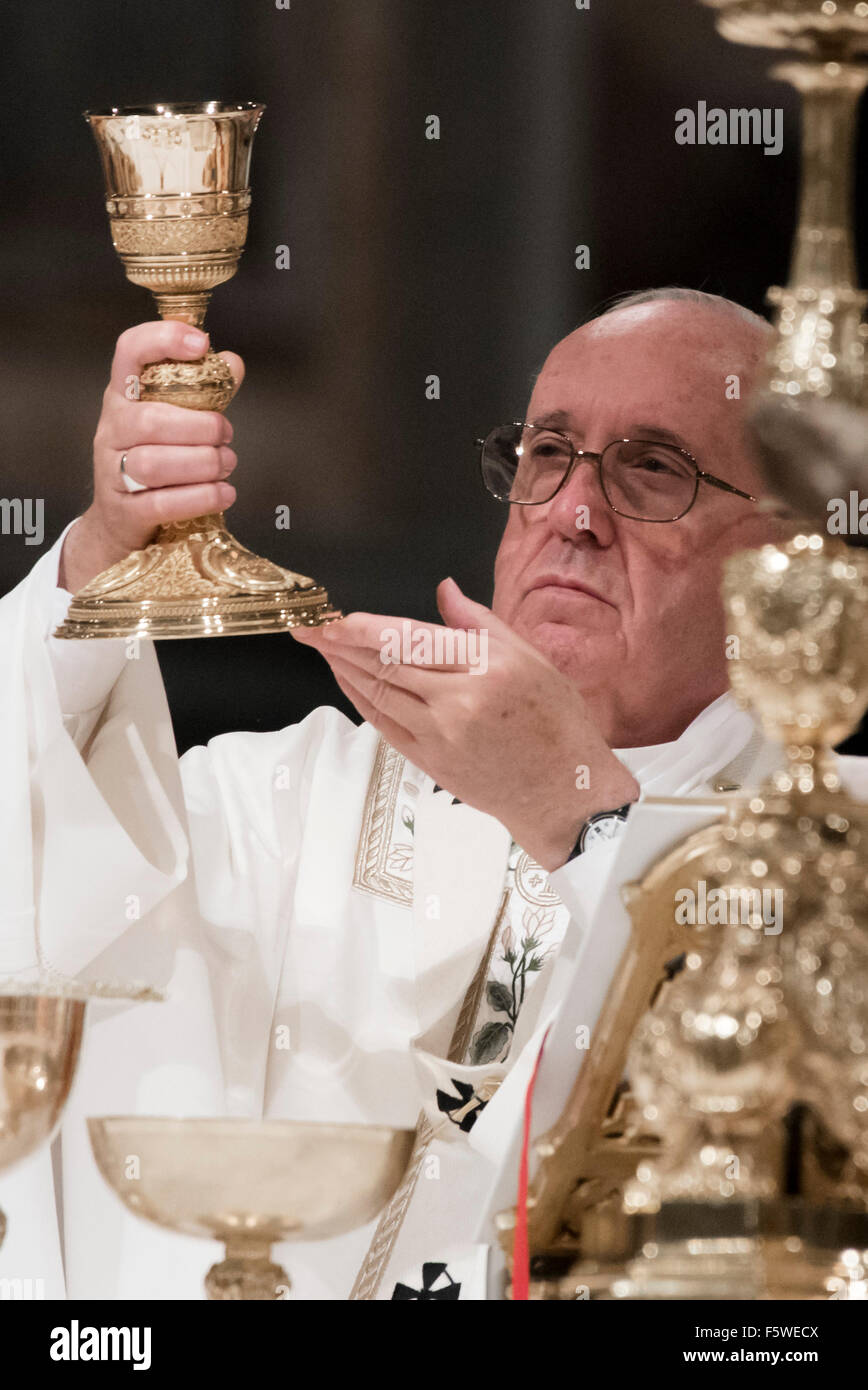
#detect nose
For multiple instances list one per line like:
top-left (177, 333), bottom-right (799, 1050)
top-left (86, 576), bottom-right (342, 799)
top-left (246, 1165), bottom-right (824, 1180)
top-left (546, 452), bottom-right (616, 547)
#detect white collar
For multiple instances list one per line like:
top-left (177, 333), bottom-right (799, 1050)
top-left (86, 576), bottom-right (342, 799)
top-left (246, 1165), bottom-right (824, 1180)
top-left (614, 693), bottom-right (760, 798)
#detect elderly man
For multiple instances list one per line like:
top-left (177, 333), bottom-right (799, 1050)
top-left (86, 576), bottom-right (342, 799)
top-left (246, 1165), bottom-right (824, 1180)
top-left (4, 287), bottom-right (857, 1302)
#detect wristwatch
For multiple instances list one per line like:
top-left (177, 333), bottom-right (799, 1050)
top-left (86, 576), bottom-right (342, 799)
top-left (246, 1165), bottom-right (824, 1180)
top-left (567, 803), bottom-right (633, 862)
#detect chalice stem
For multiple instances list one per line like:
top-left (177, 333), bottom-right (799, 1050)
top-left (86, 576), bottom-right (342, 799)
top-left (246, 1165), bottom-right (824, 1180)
top-left (152, 291), bottom-right (211, 327)
top-left (205, 1239), bottom-right (290, 1301)
top-left (139, 289), bottom-right (237, 549)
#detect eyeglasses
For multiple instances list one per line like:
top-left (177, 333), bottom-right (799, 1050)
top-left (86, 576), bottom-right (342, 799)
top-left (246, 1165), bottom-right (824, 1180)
top-left (477, 422), bottom-right (758, 523)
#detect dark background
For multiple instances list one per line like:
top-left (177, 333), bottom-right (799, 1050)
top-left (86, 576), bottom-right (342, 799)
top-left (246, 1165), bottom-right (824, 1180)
top-left (2, 0), bottom-right (866, 753)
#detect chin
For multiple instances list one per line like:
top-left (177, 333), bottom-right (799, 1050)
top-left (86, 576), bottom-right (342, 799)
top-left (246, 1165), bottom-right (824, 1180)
top-left (521, 619), bottom-right (610, 683)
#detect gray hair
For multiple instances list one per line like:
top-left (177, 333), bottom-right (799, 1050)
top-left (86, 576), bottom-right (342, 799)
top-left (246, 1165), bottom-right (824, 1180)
top-left (599, 286), bottom-right (770, 335)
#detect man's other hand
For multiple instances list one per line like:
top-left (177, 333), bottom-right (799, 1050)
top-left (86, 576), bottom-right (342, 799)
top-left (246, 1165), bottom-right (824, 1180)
top-left (293, 578), bottom-right (639, 871)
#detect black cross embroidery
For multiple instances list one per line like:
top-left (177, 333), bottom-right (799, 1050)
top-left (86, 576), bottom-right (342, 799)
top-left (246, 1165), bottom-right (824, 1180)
top-left (392, 1262), bottom-right (462, 1300)
top-left (435, 1079), bottom-right (490, 1133)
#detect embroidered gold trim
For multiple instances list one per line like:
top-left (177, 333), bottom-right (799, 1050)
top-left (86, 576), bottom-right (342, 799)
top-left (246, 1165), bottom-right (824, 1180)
top-left (352, 739), bottom-right (413, 907)
top-left (513, 851), bottom-right (560, 908)
top-left (348, 891), bottom-right (511, 1301)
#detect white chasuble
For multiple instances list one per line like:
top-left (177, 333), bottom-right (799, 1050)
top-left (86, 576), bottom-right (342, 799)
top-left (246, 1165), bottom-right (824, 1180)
top-left (3, 526), bottom-right (866, 1301)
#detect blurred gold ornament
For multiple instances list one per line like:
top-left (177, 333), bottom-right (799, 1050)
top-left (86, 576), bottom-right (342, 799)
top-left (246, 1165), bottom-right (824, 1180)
top-left (705, 0), bottom-right (868, 404)
top-left (0, 972), bottom-right (162, 1258)
top-left (55, 103), bottom-right (335, 641)
top-left (497, 536), bottom-right (868, 1299)
top-left (0, 992), bottom-right (86, 1253)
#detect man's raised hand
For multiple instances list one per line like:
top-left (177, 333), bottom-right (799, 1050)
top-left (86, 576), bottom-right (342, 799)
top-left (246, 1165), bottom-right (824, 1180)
top-left (59, 321), bottom-right (243, 594)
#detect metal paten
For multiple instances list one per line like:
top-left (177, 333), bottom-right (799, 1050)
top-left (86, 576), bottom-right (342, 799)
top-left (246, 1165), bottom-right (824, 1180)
top-left (55, 102), bottom-right (335, 640)
top-left (88, 1116), bottom-right (416, 1299)
top-left (495, 0), bottom-right (868, 1300)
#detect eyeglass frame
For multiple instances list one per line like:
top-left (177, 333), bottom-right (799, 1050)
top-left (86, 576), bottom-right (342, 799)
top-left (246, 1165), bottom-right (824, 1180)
top-left (476, 421), bottom-right (758, 523)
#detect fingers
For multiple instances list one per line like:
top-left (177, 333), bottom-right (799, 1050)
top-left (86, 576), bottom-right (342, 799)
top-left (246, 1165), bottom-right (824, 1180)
top-left (112, 444), bottom-right (237, 493)
top-left (89, 324), bottom-right (245, 557)
top-left (305, 648), bottom-right (432, 742)
top-left (296, 612), bottom-right (478, 672)
top-left (436, 576), bottom-right (502, 631)
top-left (108, 323), bottom-right (246, 406)
top-left (121, 480), bottom-right (237, 527)
top-left (219, 351), bottom-right (246, 403)
top-left (110, 321), bottom-right (211, 396)
top-left (327, 659), bottom-right (420, 755)
top-left (103, 398), bottom-right (233, 449)
top-left (326, 647), bottom-right (430, 703)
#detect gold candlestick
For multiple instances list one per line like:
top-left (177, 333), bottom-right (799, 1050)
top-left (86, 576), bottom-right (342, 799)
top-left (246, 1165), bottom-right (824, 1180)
top-left (55, 102), bottom-right (335, 641)
top-left (703, 1), bottom-right (868, 404)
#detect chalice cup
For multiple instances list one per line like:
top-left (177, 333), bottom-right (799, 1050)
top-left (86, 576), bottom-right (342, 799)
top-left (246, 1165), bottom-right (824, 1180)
top-left (0, 993), bottom-right (87, 1252)
top-left (55, 102), bottom-right (334, 641)
top-left (87, 1116), bottom-right (416, 1299)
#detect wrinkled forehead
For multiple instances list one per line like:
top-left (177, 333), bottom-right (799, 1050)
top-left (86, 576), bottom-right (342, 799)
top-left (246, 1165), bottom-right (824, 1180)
top-left (528, 304), bottom-right (768, 450)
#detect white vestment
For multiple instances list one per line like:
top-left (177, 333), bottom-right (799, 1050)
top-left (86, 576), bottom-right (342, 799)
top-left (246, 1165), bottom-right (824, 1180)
top-left (2, 527), bottom-right (866, 1301)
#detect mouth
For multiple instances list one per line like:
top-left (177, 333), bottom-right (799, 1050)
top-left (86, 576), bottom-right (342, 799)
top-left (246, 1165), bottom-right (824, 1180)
top-left (526, 575), bottom-right (615, 608)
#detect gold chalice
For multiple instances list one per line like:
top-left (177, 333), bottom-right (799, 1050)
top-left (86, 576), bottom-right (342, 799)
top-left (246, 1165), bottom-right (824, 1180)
top-left (87, 1116), bottom-right (416, 1299)
top-left (0, 992), bottom-right (87, 1251)
top-left (55, 102), bottom-right (334, 641)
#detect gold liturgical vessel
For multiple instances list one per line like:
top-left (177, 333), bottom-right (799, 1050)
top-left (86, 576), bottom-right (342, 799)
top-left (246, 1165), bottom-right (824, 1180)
top-left (88, 1116), bottom-right (415, 1300)
top-left (0, 973), bottom-right (163, 1259)
top-left (0, 993), bottom-right (87, 1255)
top-left (55, 102), bottom-right (333, 640)
top-left (496, 0), bottom-right (868, 1300)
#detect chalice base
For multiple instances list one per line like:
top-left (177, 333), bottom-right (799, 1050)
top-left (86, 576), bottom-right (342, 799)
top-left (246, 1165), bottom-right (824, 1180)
top-left (54, 513), bottom-right (337, 640)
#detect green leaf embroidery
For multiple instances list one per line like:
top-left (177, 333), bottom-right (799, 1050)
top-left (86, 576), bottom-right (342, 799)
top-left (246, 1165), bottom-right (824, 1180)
top-left (469, 1021), bottom-right (511, 1065)
top-left (486, 981), bottom-right (514, 1014)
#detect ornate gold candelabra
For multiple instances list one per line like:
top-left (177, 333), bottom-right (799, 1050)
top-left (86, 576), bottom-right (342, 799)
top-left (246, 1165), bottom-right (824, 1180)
top-left (55, 102), bottom-right (334, 640)
top-left (497, 536), bottom-right (868, 1301)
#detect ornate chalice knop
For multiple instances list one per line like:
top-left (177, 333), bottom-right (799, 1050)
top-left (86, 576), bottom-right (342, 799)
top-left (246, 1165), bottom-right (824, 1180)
top-left (55, 102), bottom-right (335, 641)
